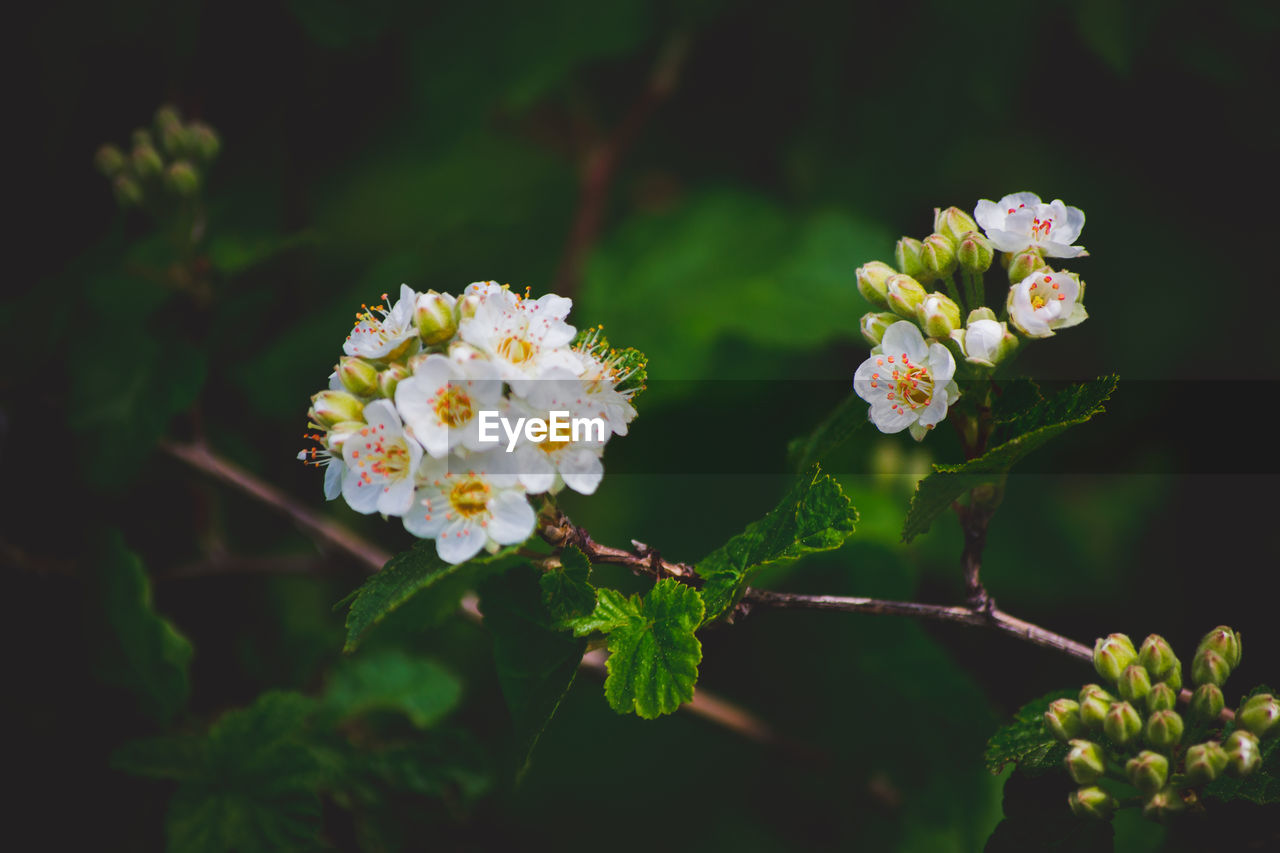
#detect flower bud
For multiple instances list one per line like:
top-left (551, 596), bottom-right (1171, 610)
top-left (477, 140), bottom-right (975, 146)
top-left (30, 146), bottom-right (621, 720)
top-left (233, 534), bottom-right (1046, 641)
top-left (1225, 730), bottom-right (1261, 776)
top-left (325, 420), bottom-right (365, 454)
top-left (1138, 635), bottom-right (1180, 682)
top-left (1065, 739), bottom-right (1106, 785)
top-left (186, 122), bottom-right (221, 162)
top-left (1045, 698), bottom-right (1082, 742)
top-left (894, 237), bottom-right (930, 281)
top-left (917, 292), bottom-right (961, 338)
top-left (1104, 701), bottom-right (1142, 745)
top-left (415, 291), bottom-right (458, 345)
top-left (1079, 684), bottom-right (1115, 731)
top-left (1145, 709), bottom-right (1184, 750)
top-left (113, 175), bottom-right (144, 207)
top-left (1067, 786), bottom-right (1116, 820)
top-left (1118, 664), bottom-right (1152, 703)
top-left (131, 128), bottom-right (155, 150)
top-left (1190, 683), bottom-right (1225, 724)
top-left (1141, 788), bottom-right (1185, 821)
top-left (859, 311), bottom-right (899, 346)
top-left (457, 293), bottom-right (482, 321)
top-left (154, 104), bottom-right (182, 133)
top-left (157, 109), bottom-right (185, 156)
top-left (1006, 250), bottom-right (1046, 285)
top-left (956, 231), bottom-right (994, 273)
top-left (164, 161), bottom-right (200, 197)
top-left (309, 390), bottom-right (364, 427)
top-left (337, 356), bottom-right (379, 396)
top-left (1125, 750), bottom-right (1169, 795)
top-left (885, 274), bottom-right (928, 319)
top-left (1146, 682), bottom-right (1177, 714)
top-left (1197, 626), bottom-right (1242, 670)
top-left (1239, 693), bottom-right (1280, 739)
top-left (94, 144), bottom-right (126, 177)
top-left (921, 234), bottom-right (957, 278)
top-left (1192, 648), bottom-right (1230, 687)
top-left (856, 261), bottom-right (896, 309)
top-left (933, 206), bottom-right (978, 243)
top-left (377, 363), bottom-right (411, 399)
top-left (1093, 634), bottom-right (1137, 683)
top-left (131, 143), bottom-right (164, 180)
top-left (1185, 741), bottom-right (1229, 785)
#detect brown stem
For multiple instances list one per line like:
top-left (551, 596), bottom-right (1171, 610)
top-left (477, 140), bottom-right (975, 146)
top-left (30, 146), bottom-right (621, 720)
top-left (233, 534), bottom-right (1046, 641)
top-left (957, 501), bottom-right (994, 610)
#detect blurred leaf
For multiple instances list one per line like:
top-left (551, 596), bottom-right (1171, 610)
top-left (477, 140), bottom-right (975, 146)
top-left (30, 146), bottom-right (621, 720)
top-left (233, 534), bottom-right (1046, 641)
top-left (572, 579), bottom-right (704, 719)
top-left (322, 648), bottom-right (461, 729)
top-left (91, 529), bottom-right (193, 725)
top-left (111, 735), bottom-right (208, 781)
top-left (696, 465), bottom-right (858, 622)
top-left (342, 542), bottom-right (520, 651)
top-left (480, 564), bottom-right (586, 776)
top-left (539, 545), bottom-right (596, 629)
top-left (902, 376), bottom-right (1118, 542)
top-left (985, 769), bottom-right (1114, 852)
top-left (206, 229), bottom-right (314, 276)
top-left (787, 393), bottom-right (866, 472)
top-left (287, 0), bottom-right (402, 49)
top-left (985, 690), bottom-right (1075, 776)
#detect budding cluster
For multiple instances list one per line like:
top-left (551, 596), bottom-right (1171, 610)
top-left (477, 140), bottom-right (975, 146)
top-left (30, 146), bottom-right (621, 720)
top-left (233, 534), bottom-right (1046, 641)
top-left (95, 105), bottom-right (220, 209)
top-left (1046, 626), bottom-right (1275, 823)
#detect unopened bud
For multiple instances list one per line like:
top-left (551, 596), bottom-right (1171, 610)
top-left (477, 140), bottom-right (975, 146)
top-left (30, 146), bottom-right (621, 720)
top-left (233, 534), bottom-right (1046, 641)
top-left (933, 206), bottom-right (978, 243)
top-left (1078, 684), bottom-right (1115, 731)
top-left (1065, 739), bottom-right (1106, 785)
top-left (1225, 730), bottom-right (1261, 776)
top-left (956, 231), bottom-right (994, 273)
top-left (457, 293), bottom-right (482, 321)
top-left (131, 128), bottom-right (155, 150)
top-left (1125, 750), bottom-right (1169, 795)
top-left (1045, 698), bottom-right (1082, 742)
top-left (1239, 693), bottom-right (1280, 739)
top-left (921, 234), bottom-right (957, 278)
top-left (1093, 633), bottom-right (1137, 683)
top-left (186, 122), bottom-right (221, 162)
top-left (885, 274), bottom-right (928, 319)
top-left (856, 261), bottom-right (896, 309)
top-left (1185, 741), bottom-right (1229, 785)
top-left (1190, 683), bottom-right (1226, 724)
top-left (415, 291), bottom-right (458, 346)
top-left (1068, 786), bottom-right (1116, 820)
top-left (94, 144), bottom-right (126, 177)
top-left (1146, 682), bottom-right (1177, 714)
top-left (1104, 701), bottom-right (1142, 745)
top-left (1138, 634), bottom-right (1180, 681)
top-left (378, 363), bottom-right (410, 398)
top-left (337, 356), bottom-right (379, 396)
top-left (310, 390), bottom-right (364, 427)
top-left (154, 104), bottom-right (182, 132)
top-left (917, 292), bottom-right (961, 338)
top-left (895, 237), bottom-right (932, 282)
top-left (325, 420), bottom-right (364, 454)
top-left (164, 161), bottom-right (200, 197)
top-left (1141, 787), bottom-right (1185, 821)
top-left (113, 175), bottom-right (144, 207)
top-left (1192, 648), bottom-right (1231, 687)
top-left (1007, 250), bottom-right (1047, 285)
top-left (1118, 664), bottom-right (1152, 703)
top-left (1197, 626), bottom-right (1242, 670)
top-left (131, 144), bottom-right (164, 180)
top-left (1145, 709), bottom-right (1184, 750)
top-left (859, 311), bottom-right (899, 346)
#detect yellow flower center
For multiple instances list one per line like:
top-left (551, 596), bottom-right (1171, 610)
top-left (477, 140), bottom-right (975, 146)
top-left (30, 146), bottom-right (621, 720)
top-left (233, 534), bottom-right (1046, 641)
top-left (434, 386), bottom-right (474, 428)
top-left (497, 335), bottom-right (534, 364)
top-left (449, 477), bottom-right (491, 518)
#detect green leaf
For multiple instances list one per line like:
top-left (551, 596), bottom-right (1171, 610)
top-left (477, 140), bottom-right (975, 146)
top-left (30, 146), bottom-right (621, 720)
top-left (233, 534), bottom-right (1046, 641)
top-left (786, 393), bottom-right (867, 473)
top-left (984, 690), bottom-right (1075, 776)
top-left (539, 545), bottom-right (596, 629)
top-left (322, 648), bottom-right (462, 729)
top-left (577, 580), bottom-right (704, 719)
top-left (91, 529), bottom-right (193, 725)
top-left (341, 542), bottom-right (520, 651)
top-left (206, 229), bottom-right (314, 275)
top-left (111, 735), bottom-right (208, 781)
top-left (480, 564), bottom-right (586, 776)
top-left (696, 465), bottom-right (859, 622)
top-left (902, 376), bottom-right (1118, 543)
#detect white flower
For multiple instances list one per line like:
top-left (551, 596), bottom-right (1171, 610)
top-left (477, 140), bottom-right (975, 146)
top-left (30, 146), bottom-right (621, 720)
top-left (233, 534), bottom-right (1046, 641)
top-left (974, 192), bottom-right (1086, 258)
top-left (458, 283), bottom-right (582, 393)
top-left (568, 327), bottom-right (640, 436)
top-left (340, 400), bottom-right (423, 515)
top-left (949, 314), bottom-right (1014, 367)
top-left (853, 321), bottom-right (959, 442)
top-left (343, 283), bottom-right (420, 361)
top-left (500, 392), bottom-right (606, 495)
top-left (394, 351), bottom-right (503, 459)
top-left (1007, 271), bottom-right (1088, 338)
top-left (403, 452), bottom-right (536, 564)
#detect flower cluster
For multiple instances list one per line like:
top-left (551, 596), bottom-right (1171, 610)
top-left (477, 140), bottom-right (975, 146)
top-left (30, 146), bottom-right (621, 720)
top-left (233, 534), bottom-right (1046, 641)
top-left (300, 282), bottom-right (643, 564)
top-left (853, 192), bottom-right (1089, 440)
top-left (94, 104), bottom-right (220, 206)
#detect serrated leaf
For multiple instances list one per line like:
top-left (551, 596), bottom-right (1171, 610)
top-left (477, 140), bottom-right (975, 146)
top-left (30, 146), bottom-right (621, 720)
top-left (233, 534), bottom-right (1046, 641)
top-left (786, 393), bottom-right (866, 472)
top-left (902, 376), bottom-right (1118, 543)
top-left (579, 580), bottom-right (704, 719)
top-left (539, 545), bottom-right (596, 629)
top-left (342, 542), bottom-right (520, 651)
top-left (480, 565), bottom-right (586, 777)
top-left (91, 529), bottom-right (193, 725)
top-left (695, 465), bottom-right (858, 622)
top-left (985, 690), bottom-right (1076, 776)
top-left (322, 648), bottom-right (462, 729)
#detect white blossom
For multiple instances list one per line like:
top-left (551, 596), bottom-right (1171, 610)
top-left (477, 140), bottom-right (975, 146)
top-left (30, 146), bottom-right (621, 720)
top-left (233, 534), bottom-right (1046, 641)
top-left (852, 321), bottom-right (959, 442)
top-left (340, 400), bottom-right (423, 516)
top-left (343, 283), bottom-right (420, 361)
top-left (974, 192), bottom-right (1086, 258)
top-left (1007, 271), bottom-right (1088, 338)
top-left (403, 453), bottom-right (536, 564)
top-left (394, 351), bottom-right (503, 459)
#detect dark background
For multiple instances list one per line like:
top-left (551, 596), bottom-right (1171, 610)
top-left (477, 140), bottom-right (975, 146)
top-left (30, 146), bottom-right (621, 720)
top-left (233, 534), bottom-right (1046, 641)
top-left (7, 0), bottom-right (1280, 850)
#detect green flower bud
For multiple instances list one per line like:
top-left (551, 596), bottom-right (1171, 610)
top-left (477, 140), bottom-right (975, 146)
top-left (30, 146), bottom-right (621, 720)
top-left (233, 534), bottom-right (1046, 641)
top-left (1189, 683), bottom-right (1226, 724)
top-left (1104, 701), bottom-right (1142, 745)
top-left (1197, 626), bottom-right (1242, 670)
top-left (1065, 739), bottom-right (1106, 785)
top-left (156, 106), bottom-right (184, 155)
top-left (859, 311), bottom-right (899, 346)
top-left (1192, 648), bottom-right (1231, 687)
top-left (164, 161), bottom-right (200, 197)
top-left (917, 291), bottom-right (962, 337)
top-left (933, 206), bottom-right (978, 243)
top-left (1239, 693), bottom-right (1280, 739)
top-left (94, 144), bottom-right (126, 177)
top-left (154, 104), bottom-right (182, 133)
top-left (1141, 787), bottom-right (1185, 822)
top-left (457, 293), bottom-right (482, 321)
top-left (956, 231), bottom-right (994, 273)
top-left (1079, 684), bottom-right (1115, 731)
top-left (1224, 730), bottom-right (1261, 776)
top-left (1138, 634), bottom-right (1180, 681)
top-left (415, 291), bottom-right (458, 346)
top-left (131, 128), bottom-right (155, 150)
top-left (894, 237), bottom-right (930, 281)
top-left (377, 363), bottom-right (410, 398)
top-left (112, 175), bottom-right (144, 207)
top-left (1093, 634), bottom-right (1138, 683)
top-left (131, 143), bottom-right (164, 180)
top-left (186, 122), bottom-right (221, 162)
top-left (309, 390), bottom-right (364, 427)
top-left (1007, 250), bottom-right (1047, 285)
top-left (856, 261), bottom-right (896, 309)
top-left (1158, 665), bottom-right (1182, 692)
top-left (1184, 740), bottom-right (1229, 785)
top-left (885, 274), bottom-right (928, 319)
top-left (1146, 682), bottom-right (1177, 714)
top-left (337, 356), bottom-right (379, 396)
top-left (1068, 786), bottom-right (1116, 820)
top-left (1125, 750), bottom-right (1169, 796)
top-left (324, 420), bottom-right (365, 454)
top-left (1145, 709), bottom-right (1184, 750)
top-left (921, 234), bottom-right (957, 278)
top-left (1045, 698), bottom-right (1082, 742)
top-left (1118, 664), bottom-right (1152, 703)
top-left (966, 307), bottom-right (997, 324)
